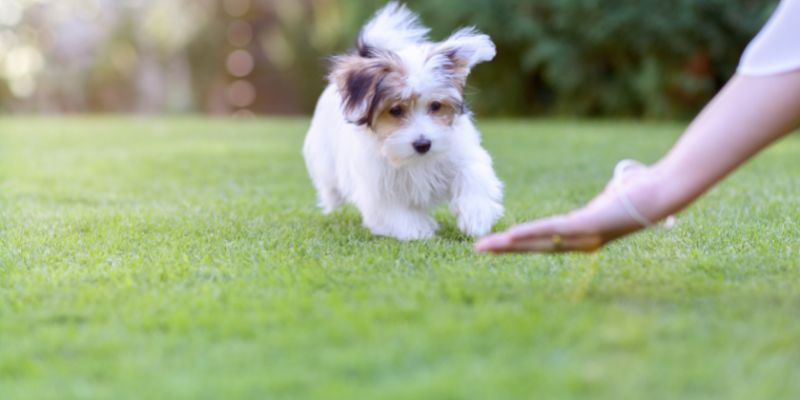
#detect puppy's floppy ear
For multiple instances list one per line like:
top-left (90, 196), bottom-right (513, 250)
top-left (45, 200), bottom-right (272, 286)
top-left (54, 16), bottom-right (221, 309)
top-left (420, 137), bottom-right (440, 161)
top-left (328, 53), bottom-right (400, 126)
top-left (431, 28), bottom-right (496, 88)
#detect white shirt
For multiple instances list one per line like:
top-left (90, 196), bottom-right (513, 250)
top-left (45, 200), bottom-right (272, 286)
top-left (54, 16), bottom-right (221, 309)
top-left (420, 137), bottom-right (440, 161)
top-left (738, 0), bottom-right (800, 76)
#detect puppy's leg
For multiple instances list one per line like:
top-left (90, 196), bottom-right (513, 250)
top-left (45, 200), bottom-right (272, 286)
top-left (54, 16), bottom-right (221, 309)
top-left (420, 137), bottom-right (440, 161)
top-left (451, 149), bottom-right (504, 237)
top-left (302, 123), bottom-right (342, 213)
top-left (304, 162), bottom-right (343, 214)
top-left (317, 186), bottom-right (344, 214)
top-left (360, 203), bottom-right (438, 240)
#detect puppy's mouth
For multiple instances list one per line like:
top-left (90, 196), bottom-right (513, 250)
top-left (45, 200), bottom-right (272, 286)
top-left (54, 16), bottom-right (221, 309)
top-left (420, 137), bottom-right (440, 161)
top-left (382, 148), bottom-right (439, 168)
top-left (386, 155), bottom-right (406, 168)
top-left (382, 149), bottom-right (411, 167)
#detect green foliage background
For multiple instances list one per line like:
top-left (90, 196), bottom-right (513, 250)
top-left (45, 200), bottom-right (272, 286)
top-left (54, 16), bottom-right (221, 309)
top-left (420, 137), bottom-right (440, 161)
top-left (0, 0), bottom-right (778, 117)
top-left (316, 0), bottom-right (775, 117)
top-left (291, 0), bottom-right (776, 118)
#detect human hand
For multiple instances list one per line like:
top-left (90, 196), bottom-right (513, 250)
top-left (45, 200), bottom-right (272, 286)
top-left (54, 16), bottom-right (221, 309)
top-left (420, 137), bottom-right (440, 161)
top-left (476, 161), bottom-right (656, 253)
top-left (475, 212), bottom-right (606, 253)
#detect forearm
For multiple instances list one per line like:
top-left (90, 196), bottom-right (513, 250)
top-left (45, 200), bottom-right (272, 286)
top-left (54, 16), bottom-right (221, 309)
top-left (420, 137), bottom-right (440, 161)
top-left (477, 71), bottom-right (800, 253)
top-left (651, 71), bottom-right (800, 219)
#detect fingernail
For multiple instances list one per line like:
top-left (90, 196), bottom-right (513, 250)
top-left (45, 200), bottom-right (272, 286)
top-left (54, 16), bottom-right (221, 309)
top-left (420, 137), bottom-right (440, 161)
top-left (475, 238), bottom-right (493, 252)
top-left (476, 235), bottom-right (504, 252)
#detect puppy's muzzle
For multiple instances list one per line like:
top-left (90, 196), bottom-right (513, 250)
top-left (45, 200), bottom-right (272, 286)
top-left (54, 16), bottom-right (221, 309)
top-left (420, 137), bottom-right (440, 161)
top-left (412, 137), bottom-right (432, 154)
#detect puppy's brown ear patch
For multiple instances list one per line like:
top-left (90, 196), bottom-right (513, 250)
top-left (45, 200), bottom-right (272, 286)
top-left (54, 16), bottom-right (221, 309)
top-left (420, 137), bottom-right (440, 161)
top-left (329, 52), bottom-right (404, 126)
top-left (430, 28), bottom-right (496, 90)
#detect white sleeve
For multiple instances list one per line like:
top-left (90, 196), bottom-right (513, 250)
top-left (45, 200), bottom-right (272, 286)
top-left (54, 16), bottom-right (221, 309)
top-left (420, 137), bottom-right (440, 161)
top-left (738, 0), bottom-right (800, 76)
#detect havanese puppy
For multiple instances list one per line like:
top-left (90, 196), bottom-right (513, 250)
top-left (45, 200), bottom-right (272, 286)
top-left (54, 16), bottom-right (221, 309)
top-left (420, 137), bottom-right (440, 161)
top-left (303, 2), bottom-right (503, 240)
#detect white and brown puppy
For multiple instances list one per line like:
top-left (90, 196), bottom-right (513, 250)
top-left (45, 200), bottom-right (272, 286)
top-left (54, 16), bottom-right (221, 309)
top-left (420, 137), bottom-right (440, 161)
top-left (303, 2), bottom-right (503, 240)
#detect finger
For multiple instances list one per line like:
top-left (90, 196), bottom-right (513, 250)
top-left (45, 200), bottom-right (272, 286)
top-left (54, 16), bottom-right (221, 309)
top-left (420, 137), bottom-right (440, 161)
top-left (476, 216), bottom-right (570, 253)
top-left (475, 219), bottom-right (558, 252)
top-left (475, 233), bottom-right (512, 252)
top-left (505, 216), bottom-right (569, 240)
top-left (477, 230), bottom-right (560, 253)
top-left (491, 233), bottom-right (603, 253)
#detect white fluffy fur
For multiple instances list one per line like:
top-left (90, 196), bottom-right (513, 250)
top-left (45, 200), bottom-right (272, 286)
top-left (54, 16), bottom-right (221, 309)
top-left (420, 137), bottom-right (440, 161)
top-left (303, 3), bottom-right (504, 240)
top-left (358, 2), bottom-right (429, 51)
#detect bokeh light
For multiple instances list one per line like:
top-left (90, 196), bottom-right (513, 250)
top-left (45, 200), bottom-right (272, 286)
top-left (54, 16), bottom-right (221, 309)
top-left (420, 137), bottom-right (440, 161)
top-left (226, 49), bottom-right (254, 78)
top-left (261, 27), bottom-right (294, 71)
top-left (227, 20), bottom-right (253, 47)
top-left (222, 0), bottom-right (250, 18)
top-left (3, 45), bottom-right (43, 98)
top-left (226, 79), bottom-right (256, 108)
top-left (0, 0), bottom-right (23, 27)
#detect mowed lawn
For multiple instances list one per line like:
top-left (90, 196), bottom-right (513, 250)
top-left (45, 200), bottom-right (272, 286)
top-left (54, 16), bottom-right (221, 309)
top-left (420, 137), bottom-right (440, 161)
top-left (1, 117), bottom-right (799, 399)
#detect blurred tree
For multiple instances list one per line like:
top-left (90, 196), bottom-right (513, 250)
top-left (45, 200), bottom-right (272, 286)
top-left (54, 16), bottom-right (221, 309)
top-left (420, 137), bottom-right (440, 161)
top-left (294, 0), bottom-right (777, 118)
top-left (0, 0), bottom-right (778, 118)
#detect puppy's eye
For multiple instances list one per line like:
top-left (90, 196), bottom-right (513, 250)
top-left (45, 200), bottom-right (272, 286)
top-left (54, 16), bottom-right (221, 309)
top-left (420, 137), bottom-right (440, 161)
top-left (430, 101), bottom-right (442, 113)
top-left (389, 105), bottom-right (404, 118)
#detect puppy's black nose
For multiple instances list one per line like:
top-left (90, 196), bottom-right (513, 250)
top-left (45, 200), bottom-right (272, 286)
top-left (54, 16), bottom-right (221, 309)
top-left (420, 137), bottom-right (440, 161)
top-left (412, 137), bottom-right (431, 154)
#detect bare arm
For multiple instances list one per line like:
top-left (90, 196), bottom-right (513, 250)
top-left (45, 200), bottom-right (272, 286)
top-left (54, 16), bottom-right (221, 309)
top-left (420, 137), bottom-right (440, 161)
top-left (652, 71), bottom-right (800, 218)
top-left (477, 70), bottom-right (800, 253)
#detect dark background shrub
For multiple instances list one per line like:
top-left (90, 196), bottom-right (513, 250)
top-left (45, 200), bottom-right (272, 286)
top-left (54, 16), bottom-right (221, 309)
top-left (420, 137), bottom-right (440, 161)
top-left (1, 0), bottom-right (777, 118)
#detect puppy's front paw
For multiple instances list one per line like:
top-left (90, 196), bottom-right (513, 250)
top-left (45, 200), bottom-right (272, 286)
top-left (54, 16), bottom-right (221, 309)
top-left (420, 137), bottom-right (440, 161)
top-left (452, 197), bottom-right (503, 237)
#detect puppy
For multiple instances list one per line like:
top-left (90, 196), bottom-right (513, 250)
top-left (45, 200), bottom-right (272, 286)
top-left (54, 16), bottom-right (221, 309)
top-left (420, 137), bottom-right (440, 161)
top-left (303, 2), bottom-right (503, 240)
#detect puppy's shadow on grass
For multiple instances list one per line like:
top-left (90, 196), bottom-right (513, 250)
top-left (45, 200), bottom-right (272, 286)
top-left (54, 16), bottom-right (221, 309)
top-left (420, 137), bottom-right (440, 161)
top-left (316, 207), bottom-right (502, 244)
top-left (433, 210), bottom-right (471, 243)
top-left (434, 212), bottom-right (512, 243)
top-left (315, 207), bottom-right (366, 237)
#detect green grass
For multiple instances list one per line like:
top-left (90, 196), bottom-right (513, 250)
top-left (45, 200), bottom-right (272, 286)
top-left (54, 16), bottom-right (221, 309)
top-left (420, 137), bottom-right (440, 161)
top-left (1, 117), bottom-right (799, 399)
